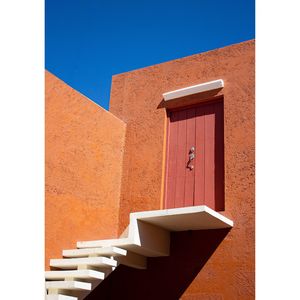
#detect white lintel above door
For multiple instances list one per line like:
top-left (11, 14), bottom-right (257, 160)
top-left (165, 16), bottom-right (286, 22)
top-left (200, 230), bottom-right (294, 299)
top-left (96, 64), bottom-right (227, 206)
top-left (163, 79), bottom-right (224, 101)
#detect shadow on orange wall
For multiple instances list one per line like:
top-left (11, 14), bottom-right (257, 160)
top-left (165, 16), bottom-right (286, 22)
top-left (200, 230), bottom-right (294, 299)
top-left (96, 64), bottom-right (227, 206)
top-left (86, 228), bottom-right (230, 300)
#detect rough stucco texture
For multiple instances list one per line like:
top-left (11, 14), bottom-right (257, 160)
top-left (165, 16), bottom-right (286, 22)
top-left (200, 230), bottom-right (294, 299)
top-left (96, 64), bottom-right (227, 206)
top-left (109, 40), bottom-right (255, 299)
top-left (45, 71), bottom-right (126, 269)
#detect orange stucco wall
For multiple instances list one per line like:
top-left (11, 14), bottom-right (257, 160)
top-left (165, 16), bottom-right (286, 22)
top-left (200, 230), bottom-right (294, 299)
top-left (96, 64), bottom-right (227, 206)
top-left (46, 39), bottom-right (254, 298)
top-left (108, 40), bottom-right (255, 299)
top-left (45, 71), bottom-right (126, 269)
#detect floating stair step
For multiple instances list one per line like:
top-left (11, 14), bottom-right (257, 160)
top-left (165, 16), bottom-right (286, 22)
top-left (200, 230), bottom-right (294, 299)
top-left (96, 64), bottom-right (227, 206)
top-left (63, 246), bottom-right (127, 258)
top-left (46, 280), bottom-right (91, 291)
top-left (77, 237), bottom-right (169, 257)
top-left (77, 237), bottom-right (132, 249)
top-left (77, 239), bottom-right (147, 256)
top-left (46, 295), bottom-right (78, 300)
top-left (45, 269), bottom-right (105, 280)
top-left (50, 257), bottom-right (117, 270)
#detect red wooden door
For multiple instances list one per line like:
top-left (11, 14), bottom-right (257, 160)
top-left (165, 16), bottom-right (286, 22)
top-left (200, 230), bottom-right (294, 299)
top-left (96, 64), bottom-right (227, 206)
top-left (164, 101), bottom-right (224, 211)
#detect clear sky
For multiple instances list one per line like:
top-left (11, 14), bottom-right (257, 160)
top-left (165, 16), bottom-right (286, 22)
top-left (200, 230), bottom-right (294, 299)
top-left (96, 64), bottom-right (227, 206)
top-left (46, 0), bottom-right (255, 110)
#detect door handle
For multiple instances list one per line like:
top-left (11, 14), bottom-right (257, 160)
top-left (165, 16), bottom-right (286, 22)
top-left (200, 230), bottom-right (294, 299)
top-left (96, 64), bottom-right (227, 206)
top-left (187, 146), bottom-right (195, 170)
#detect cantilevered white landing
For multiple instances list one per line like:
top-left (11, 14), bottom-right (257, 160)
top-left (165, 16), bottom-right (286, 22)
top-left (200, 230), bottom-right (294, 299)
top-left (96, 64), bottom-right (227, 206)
top-left (133, 205), bottom-right (233, 231)
top-left (77, 205), bottom-right (233, 257)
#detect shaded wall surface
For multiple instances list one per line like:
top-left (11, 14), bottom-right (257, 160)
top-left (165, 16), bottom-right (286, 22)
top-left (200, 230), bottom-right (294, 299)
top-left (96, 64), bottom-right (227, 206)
top-left (86, 229), bottom-right (230, 300)
top-left (45, 71), bottom-right (126, 269)
top-left (108, 40), bottom-right (255, 299)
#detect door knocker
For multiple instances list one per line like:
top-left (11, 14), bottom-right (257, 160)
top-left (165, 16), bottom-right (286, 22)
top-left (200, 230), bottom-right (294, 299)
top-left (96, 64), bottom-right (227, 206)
top-left (187, 146), bottom-right (195, 170)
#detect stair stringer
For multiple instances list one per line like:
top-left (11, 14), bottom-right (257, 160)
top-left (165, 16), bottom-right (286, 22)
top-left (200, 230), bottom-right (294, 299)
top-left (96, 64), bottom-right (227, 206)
top-left (45, 205), bottom-right (233, 300)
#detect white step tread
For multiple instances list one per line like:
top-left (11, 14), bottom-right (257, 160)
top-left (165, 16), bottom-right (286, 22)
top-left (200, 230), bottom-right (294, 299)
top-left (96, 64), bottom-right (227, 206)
top-left (45, 269), bottom-right (105, 280)
top-left (77, 237), bottom-right (168, 257)
top-left (46, 295), bottom-right (78, 300)
top-left (76, 238), bottom-right (151, 255)
top-left (46, 280), bottom-right (91, 291)
top-left (63, 246), bottom-right (127, 258)
top-left (50, 257), bottom-right (117, 269)
top-left (77, 237), bottom-right (132, 249)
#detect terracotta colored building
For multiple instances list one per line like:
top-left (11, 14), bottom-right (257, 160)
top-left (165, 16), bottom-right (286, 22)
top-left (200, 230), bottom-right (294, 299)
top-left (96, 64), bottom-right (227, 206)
top-left (45, 40), bottom-right (255, 300)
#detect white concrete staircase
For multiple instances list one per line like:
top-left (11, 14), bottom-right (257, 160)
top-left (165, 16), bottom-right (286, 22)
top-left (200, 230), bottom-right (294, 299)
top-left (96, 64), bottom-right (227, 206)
top-left (45, 205), bottom-right (233, 300)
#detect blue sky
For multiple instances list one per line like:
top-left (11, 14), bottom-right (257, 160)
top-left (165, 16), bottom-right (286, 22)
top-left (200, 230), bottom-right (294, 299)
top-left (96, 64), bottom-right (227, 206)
top-left (46, 0), bottom-right (255, 110)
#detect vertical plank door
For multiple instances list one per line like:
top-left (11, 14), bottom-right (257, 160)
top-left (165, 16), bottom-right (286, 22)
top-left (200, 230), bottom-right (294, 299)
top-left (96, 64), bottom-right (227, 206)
top-left (164, 101), bottom-right (224, 210)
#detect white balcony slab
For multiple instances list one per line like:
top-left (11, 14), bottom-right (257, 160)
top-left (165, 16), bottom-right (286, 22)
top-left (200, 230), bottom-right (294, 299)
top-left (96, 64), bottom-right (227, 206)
top-left (132, 205), bottom-right (233, 231)
top-left (163, 79), bottom-right (224, 101)
top-left (45, 269), bottom-right (105, 280)
top-left (77, 206), bottom-right (232, 258)
top-left (63, 246), bottom-right (126, 258)
top-left (50, 257), bottom-right (117, 269)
